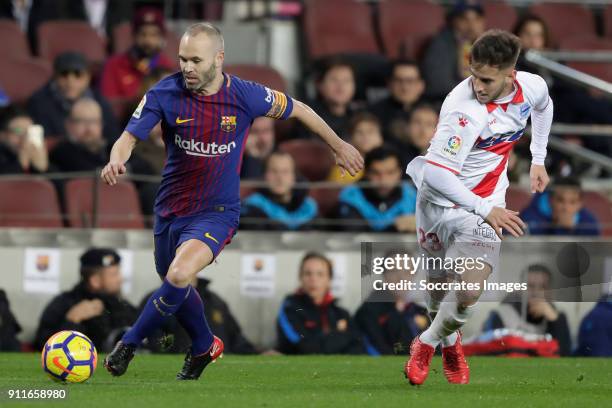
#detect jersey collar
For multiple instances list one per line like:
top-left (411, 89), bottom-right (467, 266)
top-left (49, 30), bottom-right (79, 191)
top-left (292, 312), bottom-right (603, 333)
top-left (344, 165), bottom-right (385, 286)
top-left (486, 80), bottom-right (524, 113)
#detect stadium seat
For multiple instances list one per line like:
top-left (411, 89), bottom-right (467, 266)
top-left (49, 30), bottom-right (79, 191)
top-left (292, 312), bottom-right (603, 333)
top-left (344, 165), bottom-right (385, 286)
top-left (303, 0), bottom-right (379, 59)
top-left (605, 5), bottom-right (612, 38)
top-left (0, 58), bottom-right (52, 104)
top-left (37, 21), bottom-right (107, 66)
top-left (560, 35), bottom-right (612, 51)
top-left (225, 64), bottom-right (288, 92)
top-left (506, 186), bottom-right (532, 212)
top-left (378, 0), bottom-right (445, 59)
top-left (582, 191), bottom-right (612, 236)
top-left (0, 179), bottom-right (63, 228)
top-left (559, 36), bottom-right (612, 81)
top-left (483, 1), bottom-right (518, 31)
top-left (64, 178), bottom-right (144, 229)
top-left (278, 140), bottom-right (336, 182)
top-left (112, 21), bottom-right (180, 66)
top-left (0, 20), bottom-right (31, 60)
top-left (309, 185), bottom-right (342, 218)
top-left (528, 4), bottom-right (595, 46)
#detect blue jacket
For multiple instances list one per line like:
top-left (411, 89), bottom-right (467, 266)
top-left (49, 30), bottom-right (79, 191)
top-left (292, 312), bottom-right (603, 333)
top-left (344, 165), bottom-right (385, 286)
top-left (520, 192), bottom-right (600, 236)
top-left (575, 296), bottom-right (612, 356)
top-left (338, 182), bottom-right (417, 232)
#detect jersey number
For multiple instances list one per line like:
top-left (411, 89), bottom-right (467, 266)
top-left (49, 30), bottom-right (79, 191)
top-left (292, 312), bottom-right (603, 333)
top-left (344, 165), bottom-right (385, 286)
top-left (418, 228), bottom-right (443, 252)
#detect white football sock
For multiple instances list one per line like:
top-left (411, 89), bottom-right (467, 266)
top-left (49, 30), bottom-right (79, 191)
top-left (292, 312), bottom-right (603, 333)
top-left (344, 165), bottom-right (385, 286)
top-left (426, 297), bottom-right (458, 347)
top-left (420, 302), bottom-right (476, 348)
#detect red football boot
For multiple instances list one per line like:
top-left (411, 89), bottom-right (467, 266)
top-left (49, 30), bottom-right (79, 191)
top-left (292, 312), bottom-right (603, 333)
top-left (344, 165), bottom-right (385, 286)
top-left (441, 332), bottom-right (470, 384)
top-left (404, 336), bottom-right (435, 385)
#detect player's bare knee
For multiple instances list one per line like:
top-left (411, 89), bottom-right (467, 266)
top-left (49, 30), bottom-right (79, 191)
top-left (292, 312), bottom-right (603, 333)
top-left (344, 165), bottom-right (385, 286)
top-left (166, 264), bottom-right (192, 287)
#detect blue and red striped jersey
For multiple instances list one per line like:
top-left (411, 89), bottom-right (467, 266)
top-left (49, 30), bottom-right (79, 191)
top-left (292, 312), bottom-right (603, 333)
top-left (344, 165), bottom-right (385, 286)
top-left (126, 72), bottom-right (293, 218)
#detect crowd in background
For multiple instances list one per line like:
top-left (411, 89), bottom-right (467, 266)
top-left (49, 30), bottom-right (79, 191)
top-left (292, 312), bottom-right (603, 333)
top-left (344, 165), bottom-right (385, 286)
top-left (0, 1), bottom-right (608, 235)
top-left (0, 248), bottom-right (609, 357)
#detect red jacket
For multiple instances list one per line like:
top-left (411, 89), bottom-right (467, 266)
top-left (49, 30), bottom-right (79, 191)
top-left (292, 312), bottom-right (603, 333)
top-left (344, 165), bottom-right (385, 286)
top-left (100, 51), bottom-right (175, 99)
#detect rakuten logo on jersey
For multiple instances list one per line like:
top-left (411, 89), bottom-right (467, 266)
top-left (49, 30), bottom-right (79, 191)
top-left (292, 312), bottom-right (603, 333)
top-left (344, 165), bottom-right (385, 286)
top-left (174, 134), bottom-right (237, 157)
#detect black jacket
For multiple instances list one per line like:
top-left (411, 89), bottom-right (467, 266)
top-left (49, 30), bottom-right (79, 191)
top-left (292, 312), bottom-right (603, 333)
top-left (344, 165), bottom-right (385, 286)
top-left (277, 291), bottom-right (364, 354)
top-left (141, 278), bottom-right (257, 354)
top-left (355, 297), bottom-right (429, 355)
top-left (27, 82), bottom-right (119, 141)
top-left (0, 289), bottom-right (22, 351)
top-left (0, 143), bottom-right (25, 174)
top-left (34, 282), bottom-right (137, 352)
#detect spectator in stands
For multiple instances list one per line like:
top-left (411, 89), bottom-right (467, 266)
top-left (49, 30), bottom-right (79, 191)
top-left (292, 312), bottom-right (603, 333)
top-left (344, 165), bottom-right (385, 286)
top-left (27, 0), bottom-right (131, 51)
top-left (355, 249), bottom-right (429, 355)
top-left (513, 15), bottom-right (612, 170)
top-left (277, 252), bottom-right (364, 354)
top-left (49, 97), bottom-right (109, 172)
top-left (34, 248), bottom-right (137, 352)
top-left (422, 0), bottom-right (485, 102)
top-left (337, 146), bottom-right (417, 232)
top-left (298, 57), bottom-right (357, 139)
top-left (0, 288), bottom-right (22, 351)
top-left (27, 52), bottom-right (119, 141)
top-left (50, 97), bottom-right (151, 175)
top-left (141, 276), bottom-right (258, 354)
top-left (100, 6), bottom-right (175, 100)
top-left (241, 117), bottom-right (275, 180)
top-left (369, 60), bottom-right (425, 142)
top-left (521, 177), bottom-right (600, 236)
top-left (575, 293), bottom-right (612, 357)
top-left (328, 112), bottom-right (383, 184)
top-left (482, 264), bottom-right (572, 356)
top-left (389, 103), bottom-right (438, 170)
top-left (241, 151), bottom-right (318, 230)
top-left (0, 107), bottom-right (48, 174)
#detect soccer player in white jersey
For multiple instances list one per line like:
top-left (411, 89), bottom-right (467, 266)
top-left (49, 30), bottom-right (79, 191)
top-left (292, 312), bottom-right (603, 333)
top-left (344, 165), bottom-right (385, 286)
top-left (404, 30), bottom-right (553, 385)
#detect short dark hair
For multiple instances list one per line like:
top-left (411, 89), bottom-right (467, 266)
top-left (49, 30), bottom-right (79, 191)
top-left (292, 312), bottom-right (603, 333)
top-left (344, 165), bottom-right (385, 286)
top-left (315, 56), bottom-right (355, 83)
top-left (263, 150), bottom-right (294, 173)
top-left (409, 103), bottom-right (438, 121)
top-left (512, 14), bottom-right (550, 49)
top-left (470, 29), bottom-right (522, 70)
top-left (299, 251), bottom-right (333, 279)
top-left (552, 176), bottom-right (582, 195)
top-left (348, 111), bottom-right (381, 136)
top-left (364, 145), bottom-right (402, 172)
top-left (527, 263), bottom-right (552, 281)
top-left (0, 106), bottom-right (30, 132)
top-left (388, 58), bottom-right (420, 78)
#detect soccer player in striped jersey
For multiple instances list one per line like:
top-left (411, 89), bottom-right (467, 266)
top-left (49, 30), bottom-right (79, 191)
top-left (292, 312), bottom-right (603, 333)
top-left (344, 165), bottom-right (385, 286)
top-left (101, 22), bottom-right (363, 380)
top-left (404, 30), bottom-right (552, 385)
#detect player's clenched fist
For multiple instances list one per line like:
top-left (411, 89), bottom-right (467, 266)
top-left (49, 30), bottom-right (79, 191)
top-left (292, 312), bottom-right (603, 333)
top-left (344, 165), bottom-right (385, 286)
top-left (484, 207), bottom-right (527, 240)
top-left (333, 141), bottom-right (364, 177)
top-left (101, 161), bottom-right (126, 186)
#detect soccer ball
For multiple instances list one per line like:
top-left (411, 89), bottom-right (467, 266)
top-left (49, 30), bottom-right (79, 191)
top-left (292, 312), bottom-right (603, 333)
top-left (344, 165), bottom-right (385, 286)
top-left (41, 330), bottom-right (97, 383)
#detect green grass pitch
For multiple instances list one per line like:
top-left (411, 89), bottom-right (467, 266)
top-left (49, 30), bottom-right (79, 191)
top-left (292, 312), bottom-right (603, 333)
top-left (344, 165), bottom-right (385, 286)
top-left (1, 353), bottom-right (611, 408)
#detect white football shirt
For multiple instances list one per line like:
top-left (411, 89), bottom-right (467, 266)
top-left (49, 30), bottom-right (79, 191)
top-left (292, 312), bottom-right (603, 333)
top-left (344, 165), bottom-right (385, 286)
top-left (407, 71), bottom-right (551, 208)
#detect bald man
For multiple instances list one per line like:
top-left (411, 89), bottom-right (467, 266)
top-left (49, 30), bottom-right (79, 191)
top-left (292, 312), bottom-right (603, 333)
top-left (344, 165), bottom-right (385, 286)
top-left (50, 98), bottom-right (108, 172)
top-left (102, 23), bottom-right (363, 380)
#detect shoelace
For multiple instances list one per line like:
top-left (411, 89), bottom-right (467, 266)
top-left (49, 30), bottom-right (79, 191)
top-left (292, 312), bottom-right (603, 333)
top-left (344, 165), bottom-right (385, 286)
top-left (116, 344), bottom-right (134, 360)
top-left (445, 349), bottom-right (459, 370)
top-left (415, 347), bottom-right (433, 369)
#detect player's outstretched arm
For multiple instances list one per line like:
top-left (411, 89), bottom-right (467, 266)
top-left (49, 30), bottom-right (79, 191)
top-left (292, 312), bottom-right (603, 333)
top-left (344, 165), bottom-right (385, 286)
top-left (289, 99), bottom-right (364, 177)
top-left (101, 131), bottom-right (139, 186)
